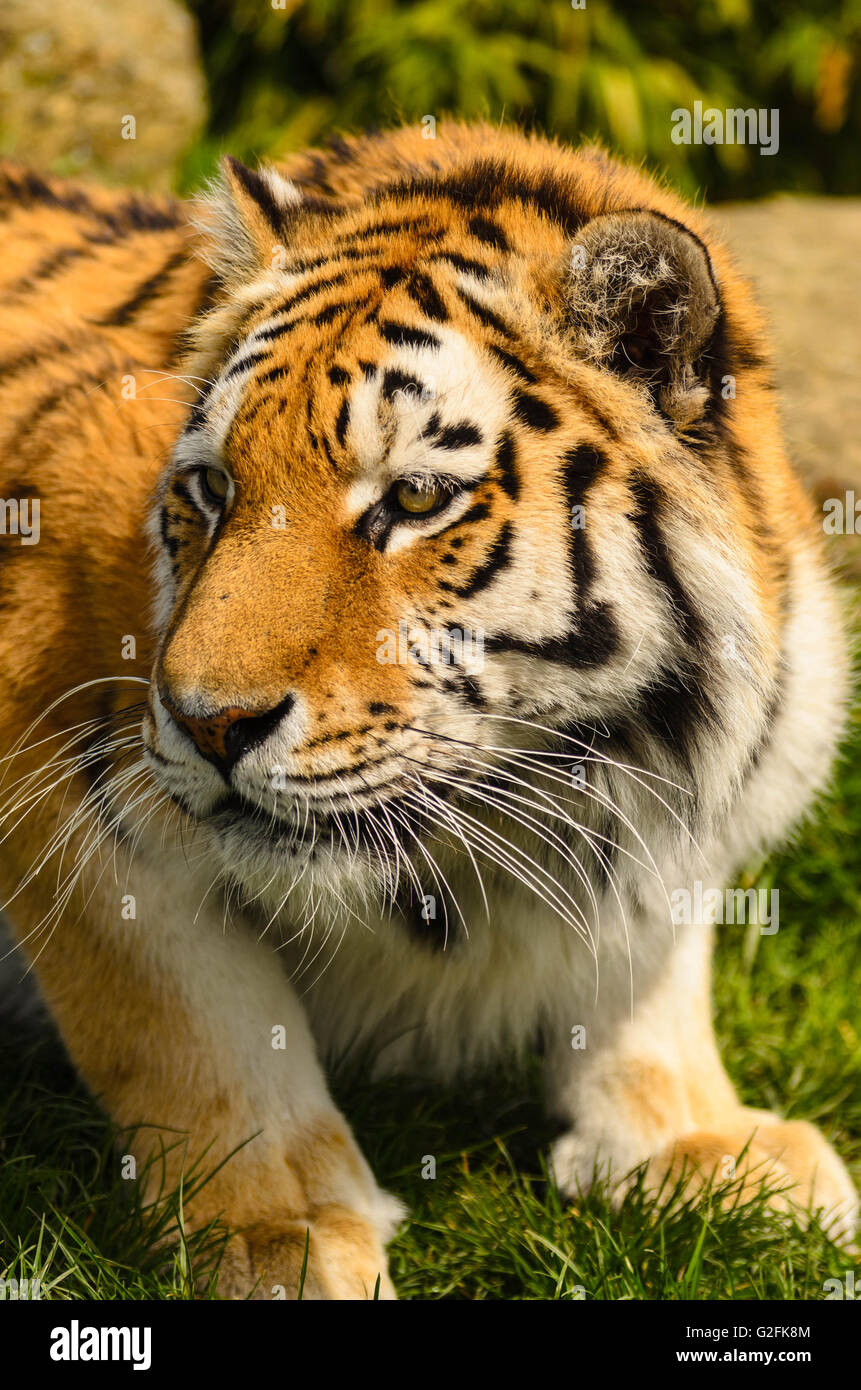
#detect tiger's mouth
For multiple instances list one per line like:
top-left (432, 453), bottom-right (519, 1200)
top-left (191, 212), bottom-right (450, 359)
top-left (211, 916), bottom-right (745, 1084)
top-left (215, 792), bottom-right (322, 847)
top-left (210, 788), bottom-right (436, 858)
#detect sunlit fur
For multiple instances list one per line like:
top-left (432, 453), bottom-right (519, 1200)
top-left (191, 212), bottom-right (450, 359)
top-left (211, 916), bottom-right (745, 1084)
top-left (0, 125), bottom-right (855, 1298)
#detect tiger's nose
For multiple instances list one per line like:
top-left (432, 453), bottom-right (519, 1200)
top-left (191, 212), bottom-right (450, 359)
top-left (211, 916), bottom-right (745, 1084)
top-left (160, 689), bottom-right (296, 778)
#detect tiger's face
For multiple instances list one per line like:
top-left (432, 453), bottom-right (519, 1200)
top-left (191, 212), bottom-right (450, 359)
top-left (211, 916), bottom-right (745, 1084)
top-left (143, 153), bottom-right (766, 917)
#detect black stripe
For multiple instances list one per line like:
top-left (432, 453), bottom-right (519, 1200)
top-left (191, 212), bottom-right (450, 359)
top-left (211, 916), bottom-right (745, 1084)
top-left (0, 334), bottom-right (80, 384)
top-left (432, 422), bottom-right (482, 451)
top-left (638, 662), bottom-right (718, 768)
top-left (456, 671), bottom-right (487, 710)
top-left (406, 271), bottom-right (448, 322)
top-left (380, 264), bottom-right (407, 289)
top-left (478, 442), bottom-right (618, 671)
top-left (381, 369), bottom-right (424, 402)
top-left (450, 522), bottom-right (513, 599)
top-left (314, 300), bottom-right (353, 325)
top-left (289, 254), bottom-right (331, 275)
top-left (171, 479), bottom-right (194, 507)
top-left (374, 160), bottom-right (589, 237)
top-left (335, 216), bottom-right (441, 242)
top-left (487, 344), bottom-right (536, 383)
top-left (628, 474), bottom-right (705, 648)
top-left (328, 366), bottom-right (350, 386)
top-left (0, 166), bottom-right (182, 234)
top-left (429, 251), bottom-right (492, 281)
top-left (468, 216), bottom-right (509, 250)
top-left (0, 479), bottom-right (40, 502)
top-left (300, 152), bottom-right (337, 199)
top-left (224, 157), bottom-right (286, 235)
top-left (110, 196), bottom-right (183, 235)
top-left (494, 431), bottom-right (519, 500)
top-left (562, 444), bottom-right (605, 599)
top-left (95, 247), bottom-right (186, 327)
top-left (511, 390), bottom-right (559, 432)
top-left (223, 349), bottom-right (271, 382)
top-left (335, 398), bottom-right (350, 447)
top-left (160, 504), bottom-right (182, 558)
top-left (564, 381), bottom-right (623, 443)
top-left (256, 365), bottom-right (289, 387)
top-left (483, 607), bottom-right (620, 670)
top-left (1, 243), bottom-right (92, 298)
top-left (321, 434), bottom-right (338, 469)
top-left (2, 368), bottom-right (115, 454)
top-left (0, 168), bottom-right (97, 220)
top-left (561, 446), bottom-right (619, 664)
top-left (457, 501), bottom-right (491, 525)
top-left (324, 134), bottom-right (358, 165)
top-left (330, 245), bottom-right (397, 263)
top-left (455, 288), bottom-right (513, 337)
top-left (187, 381), bottom-right (215, 430)
top-left (379, 321), bottom-right (441, 351)
top-left (256, 315), bottom-right (308, 342)
top-left (270, 270), bottom-right (353, 319)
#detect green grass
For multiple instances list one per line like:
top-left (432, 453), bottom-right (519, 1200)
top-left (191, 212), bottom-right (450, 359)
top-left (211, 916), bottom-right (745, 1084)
top-left (1, 709), bottom-right (859, 1301)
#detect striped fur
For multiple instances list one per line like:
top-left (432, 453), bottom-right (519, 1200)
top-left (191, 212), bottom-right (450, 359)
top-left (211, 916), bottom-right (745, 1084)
top-left (0, 125), bottom-right (855, 1298)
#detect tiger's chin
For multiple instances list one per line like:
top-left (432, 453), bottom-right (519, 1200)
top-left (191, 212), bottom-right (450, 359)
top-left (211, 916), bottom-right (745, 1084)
top-left (143, 737), bottom-right (468, 920)
top-left (165, 785), bottom-right (411, 919)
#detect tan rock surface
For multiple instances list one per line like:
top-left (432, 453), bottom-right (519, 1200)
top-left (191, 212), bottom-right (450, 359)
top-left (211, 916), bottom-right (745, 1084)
top-left (714, 198), bottom-right (861, 575)
top-left (0, 0), bottom-right (206, 188)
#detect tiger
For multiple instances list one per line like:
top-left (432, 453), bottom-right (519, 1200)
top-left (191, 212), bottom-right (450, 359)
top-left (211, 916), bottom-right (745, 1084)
top-left (0, 122), bottom-right (856, 1301)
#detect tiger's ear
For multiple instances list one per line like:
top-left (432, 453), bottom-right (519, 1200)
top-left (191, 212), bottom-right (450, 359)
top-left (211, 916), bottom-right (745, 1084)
top-left (194, 156), bottom-right (304, 285)
top-left (563, 210), bottom-right (720, 429)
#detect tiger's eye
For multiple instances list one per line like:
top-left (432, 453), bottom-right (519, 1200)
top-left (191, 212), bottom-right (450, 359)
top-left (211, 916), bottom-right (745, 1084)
top-left (201, 467), bottom-right (230, 504)
top-left (395, 479), bottom-right (441, 515)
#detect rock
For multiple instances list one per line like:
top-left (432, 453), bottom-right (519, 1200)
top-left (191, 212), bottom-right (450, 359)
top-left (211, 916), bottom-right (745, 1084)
top-left (714, 198), bottom-right (861, 573)
top-left (0, 0), bottom-right (206, 188)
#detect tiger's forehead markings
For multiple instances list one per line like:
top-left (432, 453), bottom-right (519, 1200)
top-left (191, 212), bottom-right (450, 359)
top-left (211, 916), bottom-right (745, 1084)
top-left (343, 323), bottom-right (508, 483)
top-left (229, 199), bottom-right (510, 346)
top-left (175, 214), bottom-right (550, 483)
top-left (331, 213), bottom-right (445, 244)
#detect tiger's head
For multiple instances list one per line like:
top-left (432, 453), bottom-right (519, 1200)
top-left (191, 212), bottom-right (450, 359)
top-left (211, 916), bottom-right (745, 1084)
top-left (143, 135), bottom-right (794, 927)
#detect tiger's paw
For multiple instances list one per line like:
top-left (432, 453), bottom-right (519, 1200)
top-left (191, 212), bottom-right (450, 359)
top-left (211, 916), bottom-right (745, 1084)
top-left (211, 1203), bottom-right (401, 1300)
top-left (648, 1112), bottom-right (858, 1244)
top-left (551, 1109), bottom-right (858, 1244)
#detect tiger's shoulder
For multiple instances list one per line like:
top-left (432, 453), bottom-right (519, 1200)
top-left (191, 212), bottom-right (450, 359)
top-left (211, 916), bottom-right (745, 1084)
top-left (0, 159), bottom-right (210, 368)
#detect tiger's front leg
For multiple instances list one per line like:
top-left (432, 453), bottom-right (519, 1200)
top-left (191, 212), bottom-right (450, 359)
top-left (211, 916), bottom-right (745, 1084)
top-left (545, 916), bottom-right (857, 1243)
top-left (4, 838), bottom-right (402, 1300)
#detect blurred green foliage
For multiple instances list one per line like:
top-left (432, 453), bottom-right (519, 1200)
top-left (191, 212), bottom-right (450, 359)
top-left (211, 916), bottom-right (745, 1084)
top-left (183, 0), bottom-right (861, 200)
